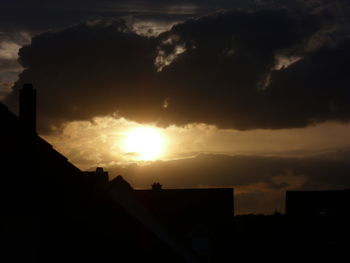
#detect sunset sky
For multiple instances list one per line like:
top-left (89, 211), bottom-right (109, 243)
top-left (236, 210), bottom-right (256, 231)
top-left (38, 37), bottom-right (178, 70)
top-left (1, 0), bottom-right (350, 214)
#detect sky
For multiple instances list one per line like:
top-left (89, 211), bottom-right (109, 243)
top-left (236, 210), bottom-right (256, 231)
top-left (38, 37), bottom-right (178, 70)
top-left (1, 0), bottom-right (350, 214)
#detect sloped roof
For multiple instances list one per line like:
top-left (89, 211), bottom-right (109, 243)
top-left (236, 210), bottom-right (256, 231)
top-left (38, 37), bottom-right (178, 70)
top-left (1, 100), bottom-right (192, 262)
top-left (0, 101), bottom-right (81, 174)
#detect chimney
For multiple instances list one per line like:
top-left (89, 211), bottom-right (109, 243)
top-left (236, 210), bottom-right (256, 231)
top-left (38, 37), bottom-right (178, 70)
top-left (96, 167), bottom-right (104, 175)
top-left (152, 182), bottom-right (162, 191)
top-left (19, 83), bottom-right (36, 132)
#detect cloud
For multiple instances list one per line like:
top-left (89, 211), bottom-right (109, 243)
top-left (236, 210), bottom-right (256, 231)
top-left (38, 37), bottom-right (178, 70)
top-left (156, 6), bottom-right (350, 129)
top-left (3, 19), bottom-right (165, 132)
top-left (42, 115), bottom-right (350, 171)
top-left (0, 31), bottom-right (30, 70)
top-left (3, 3), bottom-right (350, 131)
top-left (0, 31), bottom-right (31, 98)
top-left (0, 0), bottom-right (232, 33)
top-left (0, 81), bottom-right (12, 99)
top-left (110, 153), bottom-right (350, 214)
top-left (130, 18), bottom-right (180, 37)
top-left (0, 41), bottom-right (21, 60)
top-left (39, 115), bottom-right (350, 214)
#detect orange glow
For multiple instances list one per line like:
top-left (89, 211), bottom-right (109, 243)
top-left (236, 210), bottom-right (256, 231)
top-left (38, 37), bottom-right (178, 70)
top-left (123, 126), bottom-right (165, 161)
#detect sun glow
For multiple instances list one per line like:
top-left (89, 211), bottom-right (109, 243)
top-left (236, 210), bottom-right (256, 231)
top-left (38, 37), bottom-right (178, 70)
top-left (123, 126), bottom-right (165, 161)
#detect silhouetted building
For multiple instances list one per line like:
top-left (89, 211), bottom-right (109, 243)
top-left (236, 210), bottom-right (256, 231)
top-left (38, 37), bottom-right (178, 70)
top-left (286, 189), bottom-right (350, 217)
top-left (133, 184), bottom-right (234, 259)
top-left (0, 84), bottom-right (193, 263)
top-left (135, 186), bottom-right (234, 229)
top-left (82, 167), bottom-right (109, 192)
top-left (1, 86), bottom-right (85, 262)
top-left (284, 189), bottom-right (350, 261)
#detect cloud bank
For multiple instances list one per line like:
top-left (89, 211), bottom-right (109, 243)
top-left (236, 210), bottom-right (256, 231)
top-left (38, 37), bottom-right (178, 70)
top-left (110, 152), bottom-right (350, 214)
top-left (3, 2), bottom-right (350, 132)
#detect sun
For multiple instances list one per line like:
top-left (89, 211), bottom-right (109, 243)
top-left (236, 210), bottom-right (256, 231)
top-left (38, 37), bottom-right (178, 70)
top-left (123, 126), bottom-right (165, 161)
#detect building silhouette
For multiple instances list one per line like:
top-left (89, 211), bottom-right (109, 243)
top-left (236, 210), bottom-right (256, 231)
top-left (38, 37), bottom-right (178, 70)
top-left (0, 84), bottom-right (234, 262)
top-left (283, 189), bottom-right (350, 261)
top-left (286, 189), bottom-right (350, 217)
top-left (2, 83), bottom-right (350, 262)
top-left (134, 183), bottom-right (234, 258)
top-left (135, 184), bottom-right (233, 234)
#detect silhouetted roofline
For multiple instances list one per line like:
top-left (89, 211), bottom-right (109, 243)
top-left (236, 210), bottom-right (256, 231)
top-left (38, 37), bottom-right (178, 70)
top-left (0, 101), bottom-right (81, 174)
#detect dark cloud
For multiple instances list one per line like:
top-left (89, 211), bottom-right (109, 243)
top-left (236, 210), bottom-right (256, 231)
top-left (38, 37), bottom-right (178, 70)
top-left (0, 32), bottom-right (30, 98)
top-left (153, 1), bottom-right (350, 129)
top-left (0, 59), bottom-right (21, 73)
top-left (3, 2), bottom-right (350, 131)
top-left (156, 9), bottom-right (322, 129)
top-left (5, 19), bottom-right (164, 132)
top-left (0, 0), bottom-right (253, 33)
top-left (109, 152), bottom-right (350, 214)
top-left (0, 32), bottom-right (30, 72)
